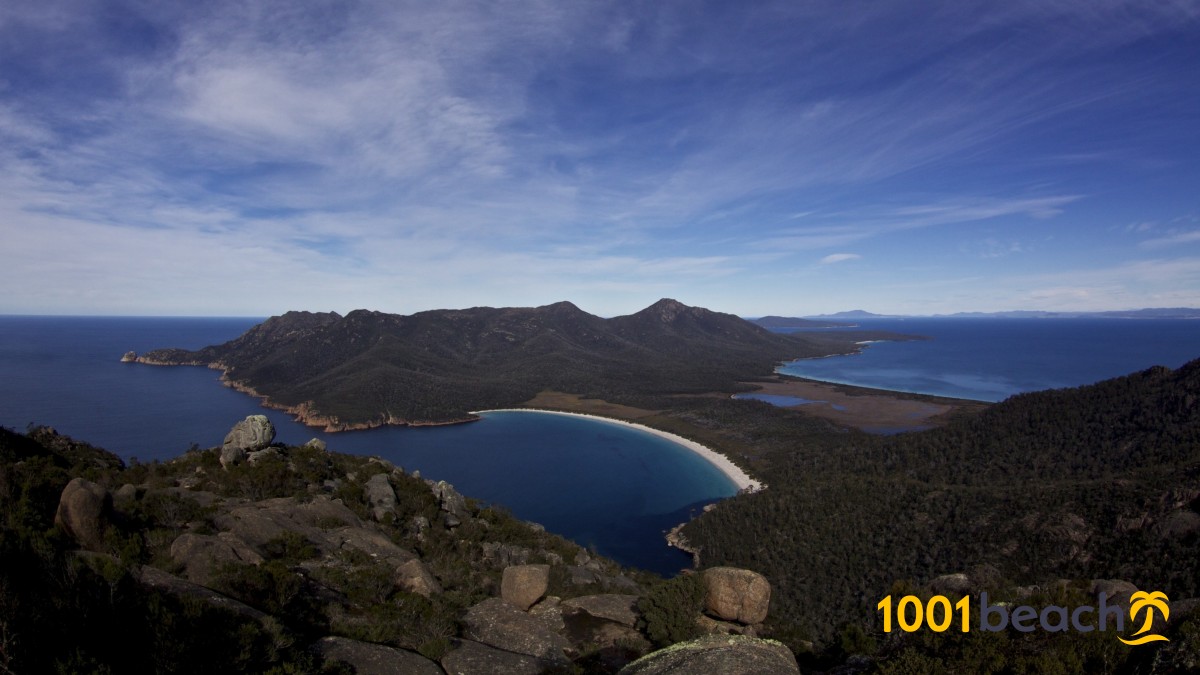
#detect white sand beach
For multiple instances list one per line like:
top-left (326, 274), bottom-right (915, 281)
top-left (471, 408), bottom-right (764, 493)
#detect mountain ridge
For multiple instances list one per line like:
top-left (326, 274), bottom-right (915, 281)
top-left (135, 299), bottom-right (894, 430)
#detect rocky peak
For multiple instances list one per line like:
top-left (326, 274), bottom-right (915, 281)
top-left (642, 298), bottom-right (693, 322)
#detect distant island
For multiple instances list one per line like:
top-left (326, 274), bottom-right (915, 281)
top-left (747, 315), bottom-right (853, 329)
top-left (803, 307), bottom-right (1200, 320)
top-left (131, 299), bottom-right (918, 431)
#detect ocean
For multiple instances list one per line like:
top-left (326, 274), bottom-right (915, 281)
top-left (4, 315), bottom-right (1198, 574)
top-left (777, 318), bottom-right (1200, 401)
top-left (0, 316), bottom-right (733, 575)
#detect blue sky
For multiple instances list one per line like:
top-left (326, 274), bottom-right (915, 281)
top-left (1, 0), bottom-right (1198, 317)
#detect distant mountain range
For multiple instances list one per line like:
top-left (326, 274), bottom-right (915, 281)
top-left (136, 299), bottom-right (909, 429)
top-left (748, 315), bottom-right (853, 329)
top-left (801, 307), bottom-right (1200, 320)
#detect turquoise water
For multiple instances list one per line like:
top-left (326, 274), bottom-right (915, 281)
top-left (0, 316), bottom-right (735, 574)
top-left (778, 318), bottom-right (1200, 402)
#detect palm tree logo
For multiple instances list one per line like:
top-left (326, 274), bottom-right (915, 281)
top-left (1118, 591), bottom-right (1170, 646)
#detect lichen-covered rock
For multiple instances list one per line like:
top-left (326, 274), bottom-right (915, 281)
top-left (703, 567), bottom-right (771, 625)
top-left (618, 635), bottom-right (799, 675)
top-left (562, 594), bottom-right (640, 627)
top-left (502, 564), bottom-right (550, 610)
top-left (55, 477), bottom-right (112, 551)
top-left (696, 614), bottom-right (756, 637)
top-left (221, 415), bottom-right (275, 467)
top-left (312, 636), bottom-right (444, 675)
top-left (245, 447), bottom-right (281, 464)
top-left (220, 445), bottom-right (247, 468)
top-left (433, 480), bottom-right (470, 520)
top-left (365, 473), bottom-right (397, 521)
top-left (395, 559), bottom-right (442, 598)
top-left (480, 542), bottom-right (533, 568)
top-left (529, 597), bottom-right (566, 632)
top-left (560, 607), bottom-right (650, 657)
top-left (461, 597), bottom-right (571, 663)
top-left (441, 638), bottom-right (559, 675)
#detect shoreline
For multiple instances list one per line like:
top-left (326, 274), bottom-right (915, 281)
top-left (471, 407), bottom-right (764, 494)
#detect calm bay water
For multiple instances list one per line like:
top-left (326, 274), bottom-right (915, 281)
top-left (6, 315), bottom-right (1197, 572)
top-left (778, 318), bottom-right (1200, 401)
top-left (0, 316), bottom-right (734, 574)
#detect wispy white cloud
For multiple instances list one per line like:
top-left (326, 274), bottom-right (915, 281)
top-left (754, 196), bottom-right (1080, 253)
top-left (0, 0), bottom-right (1196, 314)
top-left (1139, 230), bottom-right (1200, 249)
top-left (820, 253), bottom-right (861, 265)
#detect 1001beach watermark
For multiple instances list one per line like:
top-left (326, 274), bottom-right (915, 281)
top-left (877, 591), bottom-right (1170, 645)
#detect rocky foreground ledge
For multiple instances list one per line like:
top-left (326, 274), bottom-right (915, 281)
top-left (6, 416), bottom-right (797, 674)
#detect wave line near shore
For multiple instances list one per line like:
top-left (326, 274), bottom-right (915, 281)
top-left (471, 408), bottom-right (764, 493)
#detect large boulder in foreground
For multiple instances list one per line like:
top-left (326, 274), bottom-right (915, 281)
top-left (221, 415), bottom-right (275, 467)
top-left (618, 635), bottom-right (799, 675)
top-left (502, 564), bottom-right (550, 610)
top-left (703, 567), bottom-right (771, 625)
top-left (462, 597), bottom-right (571, 664)
top-left (562, 594), bottom-right (641, 627)
top-left (55, 477), bottom-right (112, 551)
top-left (440, 638), bottom-right (560, 675)
top-left (311, 636), bottom-right (443, 675)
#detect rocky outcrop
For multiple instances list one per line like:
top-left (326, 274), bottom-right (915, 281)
top-left (560, 606), bottom-right (650, 662)
top-left (120, 351), bottom-right (137, 362)
top-left (221, 415), bottom-right (276, 467)
top-left (302, 438), bottom-right (327, 452)
top-left (440, 638), bottom-right (558, 675)
top-left (136, 565), bottom-right (270, 622)
top-left (562, 594), bottom-right (640, 627)
top-left (1092, 579), bottom-right (1139, 608)
top-left (480, 542), bottom-right (533, 568)
top-left (170, 533), bottom-right (264, 586)
top-left (618, 635), bottom-right (799, 674)
top-left (501, 564), bottom-right (550, 611)
top-left (208, 495), bottom-right (416, 566)
top-left (433, 480), bottom-right (470, 527)
top-left (312, 636), bottom-right (444, 675)
top-left (703, 567), bottom-right (771, 625)
top-left (461, 597), bottom-right (571, 664)
top-left (395, 559), bottom-right (442, 598)
top-left (55, 478), bottom-right (112, 551)
top-left (365, 473), bottom-right (397, 521)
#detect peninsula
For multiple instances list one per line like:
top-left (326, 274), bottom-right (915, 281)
top-left (131, 299), bottom-right (918, 431)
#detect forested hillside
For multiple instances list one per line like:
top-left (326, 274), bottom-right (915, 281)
top-left (135, 299), bottom-right (914, 428)
top-left (685, 360), bottom-right (1200, 657)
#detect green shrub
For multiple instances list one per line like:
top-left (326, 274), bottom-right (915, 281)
top-left (636, 573), bottom-right (705, 647)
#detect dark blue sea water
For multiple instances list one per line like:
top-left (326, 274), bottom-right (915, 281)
top-left (0, 316), bottom-right (735, 575)
top-left (777, 318), bottom-right (1200, 402)
top-left (6, 316), bottom-right (1197, 573)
